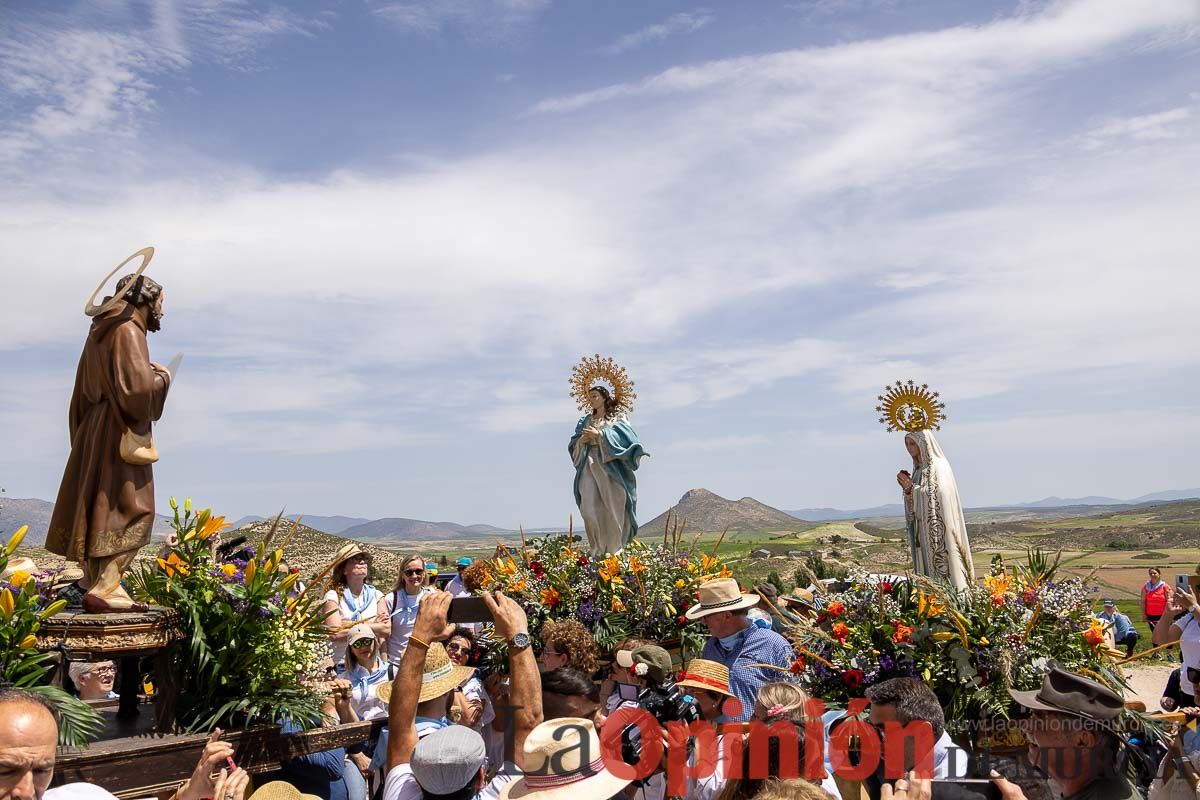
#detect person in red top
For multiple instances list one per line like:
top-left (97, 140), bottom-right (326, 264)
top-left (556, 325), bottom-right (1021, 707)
top-left (1143, 567), bottom-right (1170, 624)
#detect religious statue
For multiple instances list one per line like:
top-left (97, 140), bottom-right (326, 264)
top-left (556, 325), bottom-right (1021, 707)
top-left (877, 380), bottom-right (975, 590)
top-left (568, 355), bottom-right (647, 556)
top-left (47, 248), bottom-right (173, 613)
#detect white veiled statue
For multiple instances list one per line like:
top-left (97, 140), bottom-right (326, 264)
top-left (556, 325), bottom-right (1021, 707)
top-left (897, 429), bottom-right (975, 590)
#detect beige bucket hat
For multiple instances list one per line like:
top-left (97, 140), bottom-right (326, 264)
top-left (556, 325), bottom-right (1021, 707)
top-left (684, 577), bottom-right (760, 621)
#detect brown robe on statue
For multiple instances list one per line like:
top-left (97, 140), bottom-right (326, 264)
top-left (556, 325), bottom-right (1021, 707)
top-left (47, 302), bottom-right (170, 572)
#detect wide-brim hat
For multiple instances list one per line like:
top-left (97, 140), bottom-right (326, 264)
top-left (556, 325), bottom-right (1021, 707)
top-left (249, 781), bottom-right (321, 800)
top-left (2, 556), bottom-right (39, 579)
top-left (685, 577), bottom-right (760, 620)
top-left (329, 543), bottom-right (370, 575)
top-left (781, 587), bottom-right (816, 610)
top-left (1009, 664), bottom-right (1125, 725)
top-left (376, 642), bottom-right (474, 704)
top-left (500, 718), bottom-right (632, 800)
top-left (676, 658), bottom-right (734, 698)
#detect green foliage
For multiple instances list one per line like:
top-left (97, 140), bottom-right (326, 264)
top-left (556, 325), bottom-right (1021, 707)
top-left (767, 570), bottom-right (785, 595)
top-left (0, 525), bottom-right (102, 746)
top-left (128, 503), bottom-right (328, 732)
top-left (795, 553), bottom-right (848, 585)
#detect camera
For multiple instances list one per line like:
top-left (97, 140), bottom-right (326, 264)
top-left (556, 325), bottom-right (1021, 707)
top-left (620, 680), bottom-right (701, 771)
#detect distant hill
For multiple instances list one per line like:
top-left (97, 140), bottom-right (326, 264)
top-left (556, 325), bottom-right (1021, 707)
top-left (786, 504), bottom-right (905, 521)
top-left (644, 489), bottom-right (810, 533)
top-left (233, 519), bottom-right (407, 580)
top-left (232, 514), bottom-right (370, 535)
top-left (0, 497), bottom-right (174, 545)
top-left (342, 517), bottom-right (510, 541)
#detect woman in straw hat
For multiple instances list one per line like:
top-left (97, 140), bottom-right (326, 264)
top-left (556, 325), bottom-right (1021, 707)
top-left (322, 543), bottom-right (389, 674)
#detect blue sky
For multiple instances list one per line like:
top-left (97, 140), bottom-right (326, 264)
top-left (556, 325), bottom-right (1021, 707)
top-left (1, 0), bottom-right (1198, 528)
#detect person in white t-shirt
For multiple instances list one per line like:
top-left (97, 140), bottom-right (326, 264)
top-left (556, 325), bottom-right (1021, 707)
top-left (445, 558), bottom-right (473, 598)
top-left (322, 544), bottom-right (389, 674)
top-left (1154, 583), bottom-right (1200, 704)
top-left (382, 590), bottom-right (542, 800)
top-left (385, 554), bottom-right (436, 664)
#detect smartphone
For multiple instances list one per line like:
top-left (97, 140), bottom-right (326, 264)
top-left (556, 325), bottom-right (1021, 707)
top-left (448, 596), bottom-right (494, 624)
top-left (1179, 574), bottom-right (1190, 590)
top-left (931, 779), bottom-right (1002, 800)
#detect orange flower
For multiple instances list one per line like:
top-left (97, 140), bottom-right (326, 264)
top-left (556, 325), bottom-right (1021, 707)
top-left (717, 567), bottom-right (733, 579)
top-left (918, 590), bottom-right (945, 618)
top-left (1082, 618), bottom-right (1105, 648)
top-left (700, 553), bottom-right (719, 573)
top-left (826, 601), bottom-right (846, 618)
top-left (156, 552), bottom-right (190, 578)
top-left (984, 574), bottom-right (1012, 605)
top-left (891, 623), bottom-right (914, 644)
top-left (611, 596), bottom-right (626, 612)
top-left (832, 622), bottom-right (850, 643)
top-left (509, 578), bottom-right (528, 594)
top-left (628, 556), bottom-right (646, 574)
top-left (540, 587), bottom-right (561, 608)
top-left (599, 555), bottom-right (624, 585)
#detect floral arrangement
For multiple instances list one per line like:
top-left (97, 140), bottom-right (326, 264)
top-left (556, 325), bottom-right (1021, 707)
top-left (0, 525), bottom-right (102, 745)
top-left (788, 549), bottom-right (1120, 724)
top-left (129, 501), bottom-right (330, 732)
top-left (475, 531), bottom-right (733, 656)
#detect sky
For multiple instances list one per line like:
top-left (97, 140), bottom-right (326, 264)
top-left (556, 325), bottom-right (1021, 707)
top-left (1, 0), bottom-right (1198, 529)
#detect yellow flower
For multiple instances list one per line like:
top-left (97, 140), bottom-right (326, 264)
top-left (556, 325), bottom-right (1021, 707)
top-left (221, 564), bottom-right (238, 577)
top-left (918, 590), bottom-right (945, 618)
top-left (509, 578), bottom-right (528, 594)
top-left (9, 570), bottom-right (31, 590)
top-left (700, 553), bottom-right (718, 573)
top-left (245, 560), bottom-right (256, 582)
top-left (628, 556), bottom-right (646, 574)
top-left (196, 514), bottom-right (230, 541)
top-left (674, 579), bottom-right (685, 589)
top-left (611, 596), bottom-right (626, 612)
top-left (540, 587), bottom-right (561, 607)
top-left (984, 574), bottom-right (1012, 603)
top-left (496, 558), bottom-right (517, 577)
top-left (481, 567), bottom-right (495, 586)
top-left (717, 567), bottom-right (733, 579)
top-left (599, 555), bottom-right (623, 584)
top-left (19, 634), bottom-right (37, 650)
top-left (0, 588), bottom-right (13, 620)
top-left (930, 632), bottom-right (958, 641)
top-left (276, 573), bottom-right (300, 594)
top-left (5, 525), bottom-right (28, 555)
top-left (39, 599), bottom-right (66, 620)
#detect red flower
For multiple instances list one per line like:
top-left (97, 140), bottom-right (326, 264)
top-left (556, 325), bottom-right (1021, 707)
top-left (826, 601), bottom-right (846, 618)
top-left (880, 581), bottom-right (893, 594)
top-left (677, 616), bottom-right (687, 626)
top-left (576, 556), bottom-right (589, 566)
top-left (530, 560), bottom-right (545, 575)
top-left (815, 612), bottom-right (829, 625)
top-left (842, 669), bottom-right (864, 689)
top-left (789, 657), bottom-right (807, 675)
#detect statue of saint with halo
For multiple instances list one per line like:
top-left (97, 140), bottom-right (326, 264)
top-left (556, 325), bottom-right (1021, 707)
top-left (877, 381), bottom-right (976, 590)
top-left (568, 355), bottom-right (647, 556)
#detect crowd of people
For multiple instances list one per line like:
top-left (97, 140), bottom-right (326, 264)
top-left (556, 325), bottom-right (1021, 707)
top-left (8, 549), bottom-right (1200, 800)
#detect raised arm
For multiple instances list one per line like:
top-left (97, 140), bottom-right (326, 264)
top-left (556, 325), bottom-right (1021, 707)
top-left (483, 590), bottom-right (542, 770)
top-left (387, 591), bottom-right (455, 770)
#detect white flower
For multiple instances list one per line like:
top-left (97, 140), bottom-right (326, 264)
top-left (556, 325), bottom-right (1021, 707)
top-left (634, 662), bottom-right (648, 677)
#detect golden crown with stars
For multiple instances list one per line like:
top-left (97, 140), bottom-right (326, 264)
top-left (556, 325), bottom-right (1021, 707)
top-left (876, 380), bottom-right (946, 433)
top-left (569, 354), bottom-right (636, 415)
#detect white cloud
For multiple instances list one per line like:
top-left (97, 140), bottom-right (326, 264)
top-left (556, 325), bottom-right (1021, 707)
top-left (1080, 106), bottom-right (1193, 148)
top-left (600, 10), bottom-right (715, 56)
top-left (372, 0), bottom-right (550, 39)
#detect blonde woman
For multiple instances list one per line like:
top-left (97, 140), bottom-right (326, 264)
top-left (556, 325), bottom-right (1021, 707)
top-left (384, 554), bottom-right (435, 664)
top-left (321, 544), bottom-right (389, 674)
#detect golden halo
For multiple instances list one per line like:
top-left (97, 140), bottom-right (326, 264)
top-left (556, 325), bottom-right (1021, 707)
top-left (569, 354), bottom-right (636, 415)
top-left (84, 246), bottom-right (155, 318)
top-left (875, 379), bottom-right (946, 433)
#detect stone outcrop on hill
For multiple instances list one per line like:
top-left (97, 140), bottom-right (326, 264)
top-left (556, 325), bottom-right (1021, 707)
top-left (642, 488), bottom-right (811, 534)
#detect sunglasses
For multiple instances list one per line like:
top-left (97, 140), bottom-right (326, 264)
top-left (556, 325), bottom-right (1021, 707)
top-left (405, 569), bottom-right (426, 577)
top-left (445, 643), bottom-right (470, 655)
top-left (89, 666), bottom-right (117, 677)
top-left (351, 638), bottom-right (375, 649)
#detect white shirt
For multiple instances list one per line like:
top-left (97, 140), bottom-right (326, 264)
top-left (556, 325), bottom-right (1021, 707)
top-left (445, 574), bottom-right (471, 597)
top-left (44, 785), bottom-right (119, 800)
top-left (383, 764), bottom-right (516, 800)
top-left (349, 661), bottom-right (392, 721)
top-left (1178, 614), bottom-right (1200, 694)
top-left (324, 584), bottom-right (383, 666)
top-left (385, 587), bottom-right (434, 665)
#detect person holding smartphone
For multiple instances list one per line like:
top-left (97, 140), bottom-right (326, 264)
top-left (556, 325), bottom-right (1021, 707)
top-left (1153, 582), bottom-right (1200, 704)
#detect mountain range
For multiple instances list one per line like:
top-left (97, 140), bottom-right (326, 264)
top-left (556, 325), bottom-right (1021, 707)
top-left (0, 497), bottom-right (175, 545)
top-left (643, 488), bottom-right (809, 533)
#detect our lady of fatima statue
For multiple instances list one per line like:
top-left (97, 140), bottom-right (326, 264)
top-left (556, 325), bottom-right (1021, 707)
top-left (877, 381), bottom-right (975, 590)
top-left (568, 355), bottom-right (647, 556)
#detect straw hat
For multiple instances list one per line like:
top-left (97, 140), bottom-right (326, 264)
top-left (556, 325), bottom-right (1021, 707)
top-left (1, 556), bottom-right (38, 579)
top-left (684, 577), bottom-right (760, 621)
top-left (500, 718), bottom-right (632, 800)
top-left (676, 658), bottom-right (734, 698)
top-left (781, 587), bottom-right (816, 610)
top-left (248, 781), bottom-right (321, 800)
top-left (376, 642), bottom-right (474, 705)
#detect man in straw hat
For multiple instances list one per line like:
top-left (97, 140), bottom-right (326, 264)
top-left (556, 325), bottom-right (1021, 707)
top-left (47, 264), bottom-right (171, 613)
top-left (690, 578), bottom-right (795, 722)
top-left (384, 590), bottom-right (544, 800)
top-left (988, 663), bottom-right (1139, 800)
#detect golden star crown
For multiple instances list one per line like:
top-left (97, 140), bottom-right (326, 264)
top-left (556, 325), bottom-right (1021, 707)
top-left (876, 379), bottom-right (946, 433)
top-left (570, 354), bottom-right (636, 415)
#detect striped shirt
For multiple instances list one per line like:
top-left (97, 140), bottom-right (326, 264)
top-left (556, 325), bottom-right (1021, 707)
top-left (700, 624), bottom-right (795, 722)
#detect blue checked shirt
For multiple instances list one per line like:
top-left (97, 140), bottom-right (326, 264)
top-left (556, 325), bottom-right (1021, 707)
top-left (701, 624), bottom-right (796, 721)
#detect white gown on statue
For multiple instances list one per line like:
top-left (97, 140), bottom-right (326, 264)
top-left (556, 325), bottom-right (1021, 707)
top-left (903, 429), bottom-right (976, 590)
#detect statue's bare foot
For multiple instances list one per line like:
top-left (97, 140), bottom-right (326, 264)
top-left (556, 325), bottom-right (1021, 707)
top-left (82, 591), bottom-right (149, 614)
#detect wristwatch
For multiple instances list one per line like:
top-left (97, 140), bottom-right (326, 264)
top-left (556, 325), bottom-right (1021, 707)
top-left (509, 632), bottom-right (531, 652)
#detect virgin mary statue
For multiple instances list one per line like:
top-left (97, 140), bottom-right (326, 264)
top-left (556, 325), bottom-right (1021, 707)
top-left (568, 356), bottom-right (647, 556)
top-left (878, 381), bottom-right (975, 590)
top-left (897, 429), bottom-right (975, 590)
